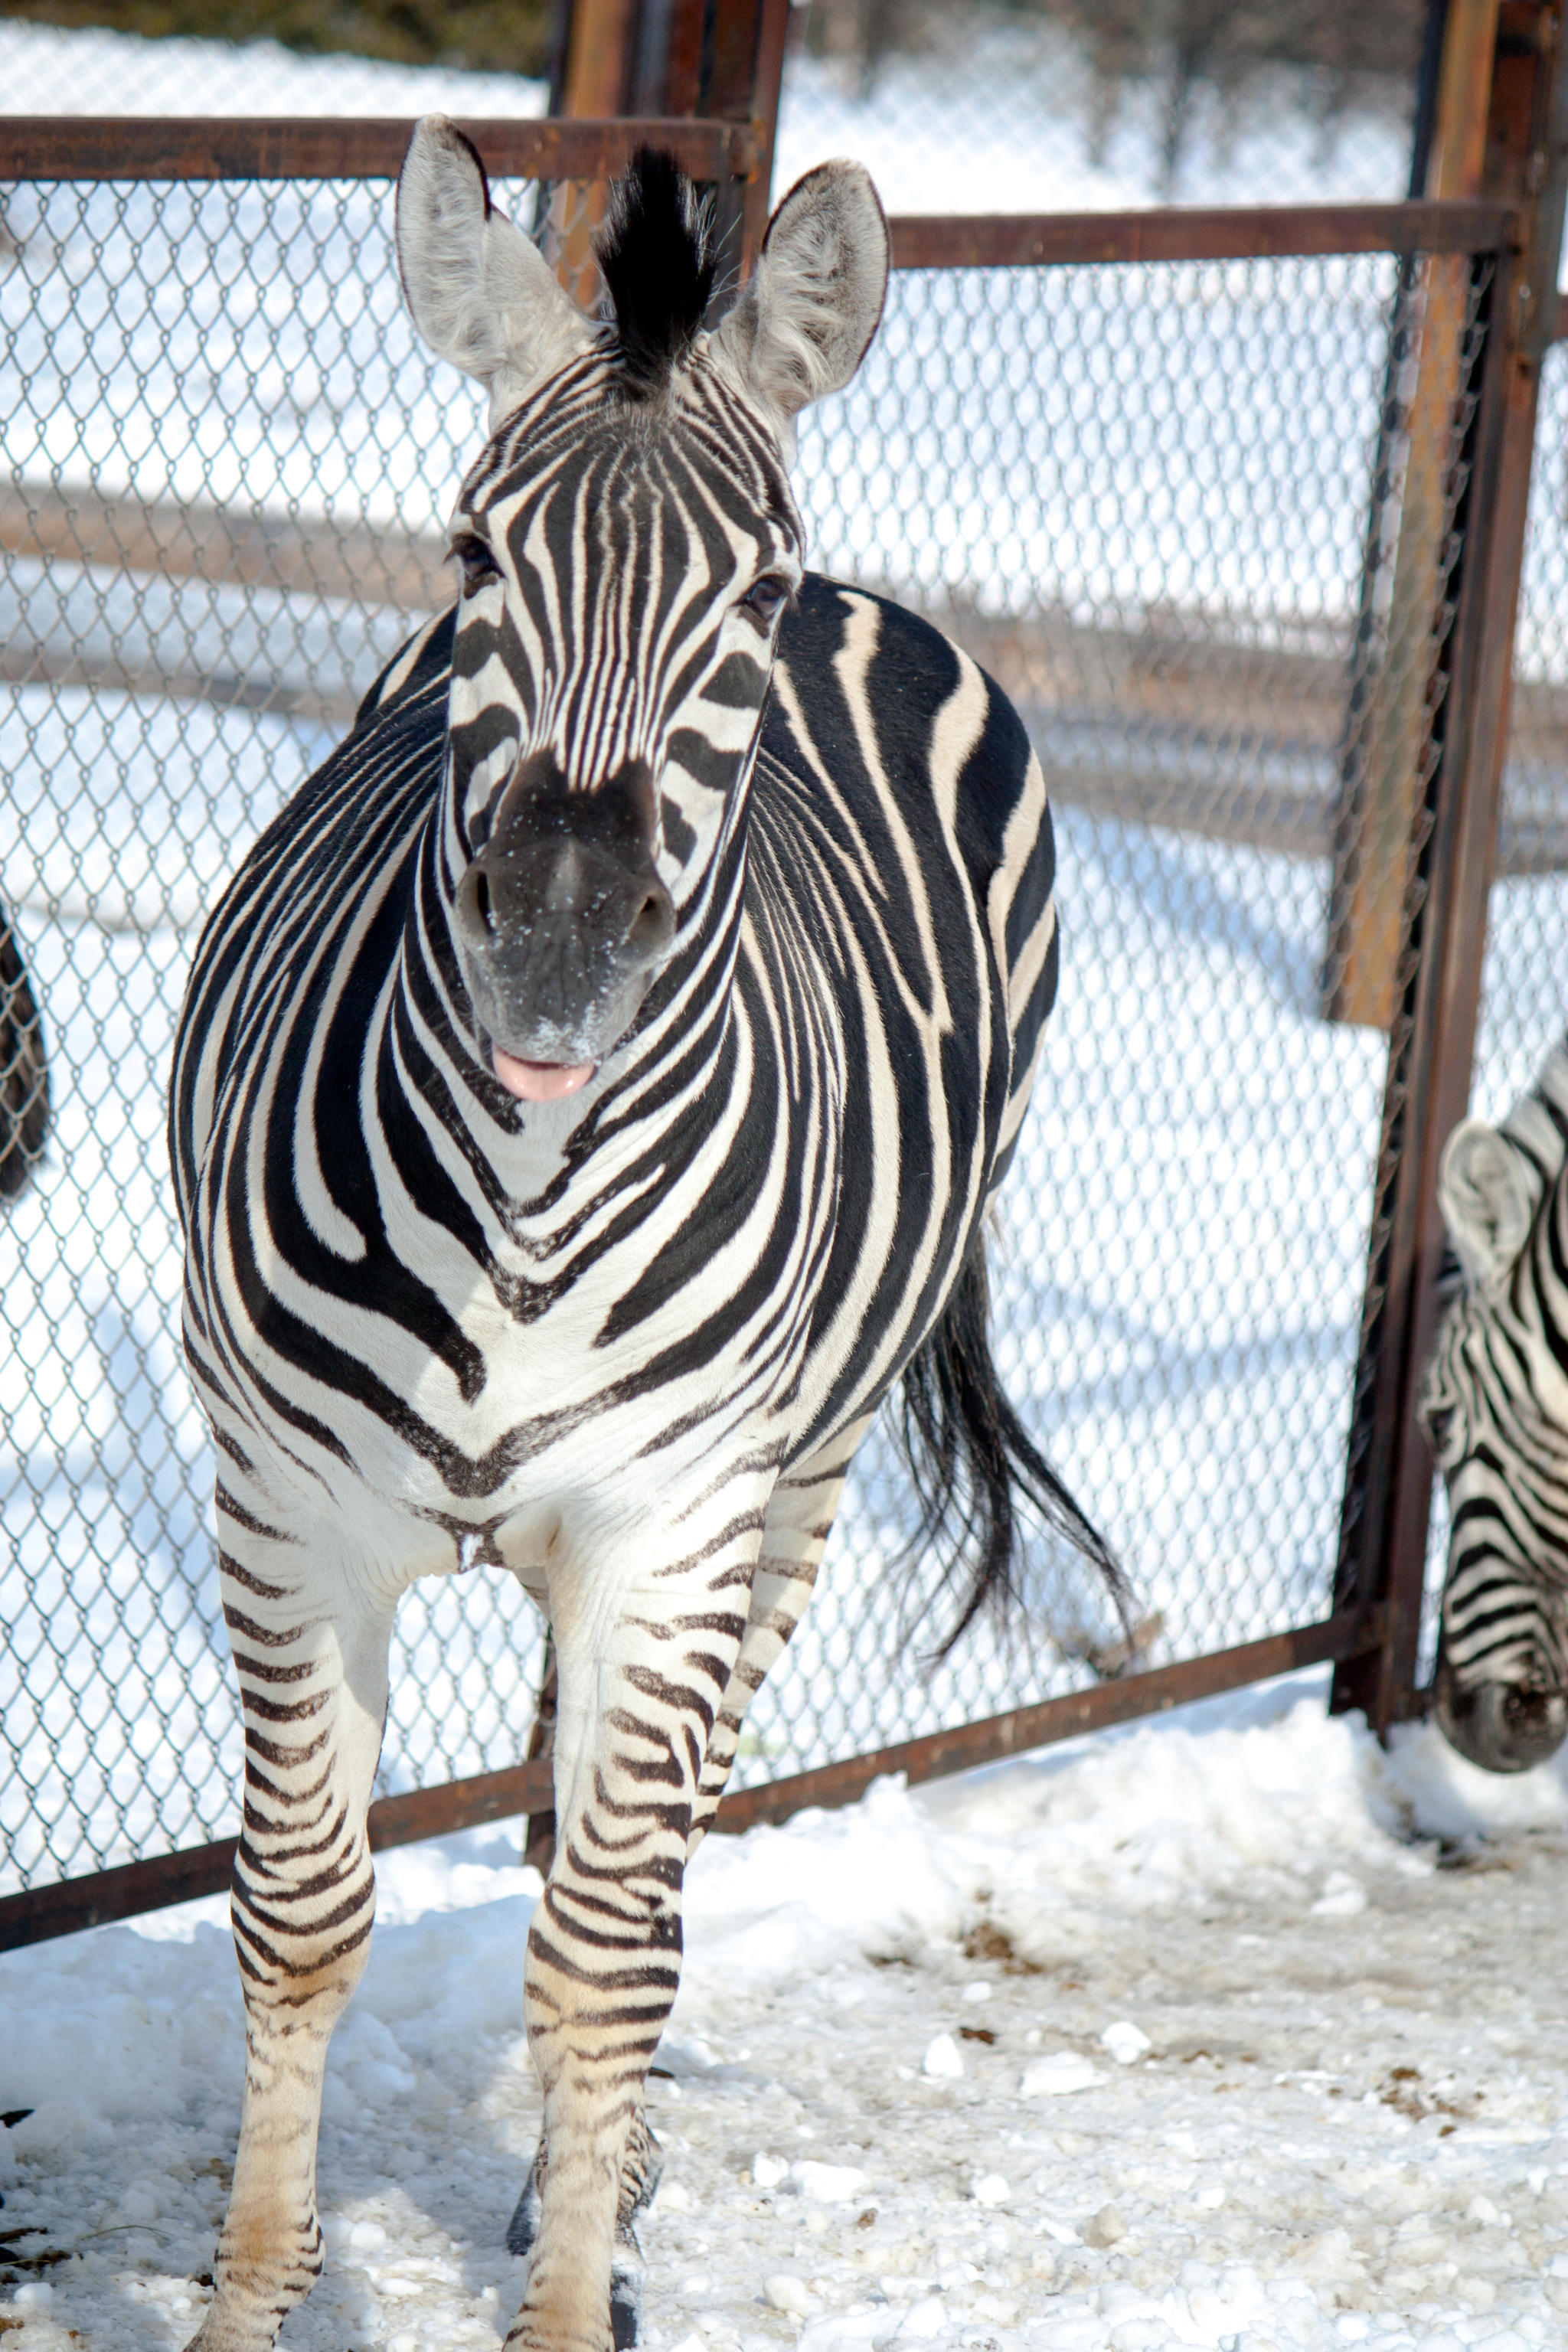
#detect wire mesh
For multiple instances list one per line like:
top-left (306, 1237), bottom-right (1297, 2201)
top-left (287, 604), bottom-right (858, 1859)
top-left (0, 151), bottom-right (1508, 1896)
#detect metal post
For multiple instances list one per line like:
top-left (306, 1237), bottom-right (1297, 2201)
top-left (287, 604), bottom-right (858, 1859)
top-left (553, 0), bottom-right (788, 308)
top-left (1324, 0), bottom-right (1498, 1027)
top-left (1331, 0), bottom-right (1568, 1730)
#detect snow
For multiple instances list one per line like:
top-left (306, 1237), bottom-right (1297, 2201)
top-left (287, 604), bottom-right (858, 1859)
top-left (5, 1675), bottom-right (1568, 2349)
top-left (0, 19), bottom-right (548, 119)
top-left (773, 22), bottom-right (1410, 216)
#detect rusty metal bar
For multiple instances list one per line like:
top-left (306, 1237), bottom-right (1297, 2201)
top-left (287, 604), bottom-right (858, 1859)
top-left (739, 0), bottom-right (792, 273)
top-left (888, 200), bottom-right (1517, 271)
top-left (0, 136), bottom-right (1514, 255)
top-left (0, 115), bottom-right (758, 183)
top-left (1324, 0), bottom-right (1501, 1031)
top-left (0, 1759), bottom-right (556, 1951)
top-left (1331, 0), bottom-right (1568, 1731)
top-left (0, 1606), bottom-right (1383, 1951)
top-left (713, 1608), bottom-right (1388, 1834)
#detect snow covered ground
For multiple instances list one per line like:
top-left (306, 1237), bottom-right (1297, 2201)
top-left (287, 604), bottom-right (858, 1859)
top-left (5, 1674), bottom-right (1568, 2352)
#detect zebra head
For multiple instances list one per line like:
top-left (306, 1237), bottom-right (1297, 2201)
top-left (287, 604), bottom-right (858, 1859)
top-left (1421, 1045), bottom-right (1568, 1772)
top-left (396, 121), bottom-right (888, 1103)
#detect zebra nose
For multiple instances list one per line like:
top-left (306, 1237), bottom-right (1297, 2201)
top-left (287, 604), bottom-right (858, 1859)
top-left (456, 836), bottom-right (673, 968)
top-left (456, 756), bottom-right (673, 965)
top-left (452, 756), bottom-right (675, 1058)
top-left (1434, 1669), bottom-right (1568, 1774)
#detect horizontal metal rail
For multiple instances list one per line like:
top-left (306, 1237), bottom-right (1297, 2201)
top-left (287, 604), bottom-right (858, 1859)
top-left (888, 201), bottom-right (1518, 270)
top-left (714, 1603), bottom-right (1388, 1830)
top-left (0, 1604), bottom-right (1384, 1951)
top-left (0, 115), bottom-right (760, 182)
top-left (0, 139), bottom-right (1517, 269)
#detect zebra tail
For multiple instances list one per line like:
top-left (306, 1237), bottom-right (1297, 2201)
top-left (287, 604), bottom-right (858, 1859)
top-left (895, 1236), bottom-right (1131, 1666)
top-left (0, 902), bottom-right (49, 1203)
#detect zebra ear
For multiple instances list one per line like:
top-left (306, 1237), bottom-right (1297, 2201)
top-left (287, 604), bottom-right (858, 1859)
top-left (397, 116), bottom-right (594, 425)
top-left (1439, 1118), bottom-right (1539, 1289)
top-left (710, 160), bottom-right (888, 439)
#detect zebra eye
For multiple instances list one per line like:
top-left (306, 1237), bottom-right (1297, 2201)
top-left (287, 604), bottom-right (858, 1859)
top-left (453, 534), bottom-right (501, 591)
top-left (740, 575), bottom-right (789, 629)
top-left (1426, 1405), bottom-right (1456, 1455)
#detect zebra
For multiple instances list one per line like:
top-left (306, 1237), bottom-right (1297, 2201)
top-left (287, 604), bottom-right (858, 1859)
top-left (1422, 1034), bottom-right (1568, 1773)
top-left (171, 122), bottom-right (1119, 2352)
top-left (0, 899), bottom-right (48, 1200)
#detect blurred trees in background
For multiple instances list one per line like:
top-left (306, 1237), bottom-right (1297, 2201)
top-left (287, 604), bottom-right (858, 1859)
top-left (0, 0), bottom-right (1427, 194)
top-left (0, 0), bottom-right (555, 78)
top-left (798, 0), bottom-right (1429, 189)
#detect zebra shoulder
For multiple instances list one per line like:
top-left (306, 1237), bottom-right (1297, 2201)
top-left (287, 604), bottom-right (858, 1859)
top-left (351, 604), bottom-right (458, 733)
top-left (766, 574), bottom-right (1054, 979)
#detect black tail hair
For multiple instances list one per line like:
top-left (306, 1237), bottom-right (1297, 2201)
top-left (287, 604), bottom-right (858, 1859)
top-left (0, 900), bottom-right (48, 1202)
top-left (897, 1238), bottom-right (1130, 1664)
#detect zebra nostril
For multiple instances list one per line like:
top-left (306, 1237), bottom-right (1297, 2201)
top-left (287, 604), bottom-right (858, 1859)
top-left (629, 889), bottom-right (674, 958)
top-left (475, 871), bottom-right (495, 934)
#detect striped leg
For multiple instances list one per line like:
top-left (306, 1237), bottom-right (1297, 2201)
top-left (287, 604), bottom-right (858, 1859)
top-left (688, 1422), bottom-right (866, 1852)
top-left (508, 1491), bottom-right (766, 2352)
top-left (188, 1494), bottom-right (397, 2352)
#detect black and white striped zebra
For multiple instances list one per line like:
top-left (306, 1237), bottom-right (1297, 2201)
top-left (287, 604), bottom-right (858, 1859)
top-left (1422, 1034), bottom-right (1568, 1773)
top-left (0, 900), bottom-right (48, 1200)
top-left (170, 125), bottom-right (1116, 2352)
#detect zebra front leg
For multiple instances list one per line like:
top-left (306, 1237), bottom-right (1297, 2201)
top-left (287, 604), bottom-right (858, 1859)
top-left (188, 1504), bottom-right (397, 2352)
top-left (507, 2108), bottom-right (665, 2347)
top-left (507, 1508), bottom-right (762, 2352)
top-left (688, 1423), bottom-right (865, 1852)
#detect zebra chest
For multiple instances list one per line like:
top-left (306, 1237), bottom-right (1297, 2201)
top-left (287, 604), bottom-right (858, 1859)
top-left (223, 1180), bottom-right (823, 1540)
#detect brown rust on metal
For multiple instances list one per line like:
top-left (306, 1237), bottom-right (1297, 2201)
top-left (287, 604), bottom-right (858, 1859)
top-left (712, 1608), bottom-right (1388, 1834)
top-left (0, 116), bottom-right (757, 184)
top-left (0, 1616), bottom-right (1383, 1951)
top-left (1324, 1), bottom-right (1502, 1031)
top-left (887, 201), bottom-right (1516, 273)
top-left (0, 1759), bottom-right (554, 1952)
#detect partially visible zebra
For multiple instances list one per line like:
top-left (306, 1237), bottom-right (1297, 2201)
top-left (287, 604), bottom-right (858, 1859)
top-left (1422, 1034), bottom-right (1568, 1772)
top-left (171, 126), bottom-right (1119, 2352)
top-left (0, 899), bottom-right (49, 1198)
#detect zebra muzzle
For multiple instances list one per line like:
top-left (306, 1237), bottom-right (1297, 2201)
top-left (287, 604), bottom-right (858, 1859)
top-left (454, 754), bottom-right (676, 1089)
top-left (1433, 1660), bottom-right (1568, 1774)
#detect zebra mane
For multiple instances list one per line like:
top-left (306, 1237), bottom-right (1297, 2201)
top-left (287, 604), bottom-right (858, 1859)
top-left (596, 147), bottom-right (716, 399)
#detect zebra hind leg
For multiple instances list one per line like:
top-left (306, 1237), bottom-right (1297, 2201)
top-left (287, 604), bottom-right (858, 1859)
top-left (186, 1514), bottom-right (397, 2352)
top-left (687, 1426), bottom-right (867, 1854)
top-left (508, 2114), bottom-right (665, 2347)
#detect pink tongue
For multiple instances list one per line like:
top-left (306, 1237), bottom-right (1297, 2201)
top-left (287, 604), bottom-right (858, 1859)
top-left (492, 1049), bottom-right (596, 1102)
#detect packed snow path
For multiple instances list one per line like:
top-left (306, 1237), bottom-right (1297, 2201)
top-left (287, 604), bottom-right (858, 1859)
top-left (4, 1677), bottom-right (1568, 2352)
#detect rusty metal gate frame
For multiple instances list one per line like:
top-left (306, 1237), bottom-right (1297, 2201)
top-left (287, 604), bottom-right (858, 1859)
top-left (2, 0), bottom-right (1564, 1949)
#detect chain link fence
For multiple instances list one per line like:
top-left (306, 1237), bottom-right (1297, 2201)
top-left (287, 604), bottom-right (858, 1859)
top-left (0, 41), bottom-right (1560, 1901)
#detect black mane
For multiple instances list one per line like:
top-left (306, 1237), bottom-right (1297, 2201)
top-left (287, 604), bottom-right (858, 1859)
top-left (595, 146), bottom-right (715, 399)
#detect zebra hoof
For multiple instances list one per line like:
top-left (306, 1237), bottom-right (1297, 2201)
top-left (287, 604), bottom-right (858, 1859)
top-left (1436, 1674), bottom-right (1568, 1774)
top-left (610, 2256), bottom-right (642, 2348)
top-left (505, 2173), bottom-right (541, 2259)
